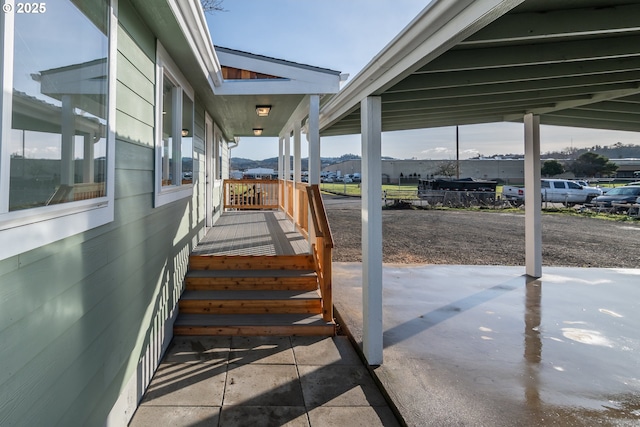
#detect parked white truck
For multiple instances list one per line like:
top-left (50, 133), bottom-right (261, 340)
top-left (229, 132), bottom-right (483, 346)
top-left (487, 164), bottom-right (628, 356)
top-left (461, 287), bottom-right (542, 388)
top-left (502, 179), bottom-right (603, 206)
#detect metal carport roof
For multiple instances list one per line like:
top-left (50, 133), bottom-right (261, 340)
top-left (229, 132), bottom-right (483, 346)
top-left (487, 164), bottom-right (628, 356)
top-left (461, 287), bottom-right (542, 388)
top-left (319, 0), bottom-right (640, 136)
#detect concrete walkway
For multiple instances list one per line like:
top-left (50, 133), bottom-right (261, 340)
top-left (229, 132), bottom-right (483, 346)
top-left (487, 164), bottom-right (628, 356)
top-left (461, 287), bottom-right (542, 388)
top-left (333, 263), bottom-right (640, 426)
top-left (129, 335), bottom-right (400, 426)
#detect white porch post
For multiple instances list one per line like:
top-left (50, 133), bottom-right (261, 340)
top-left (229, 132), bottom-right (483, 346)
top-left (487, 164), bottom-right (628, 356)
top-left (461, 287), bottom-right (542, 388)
top-left (278, 137), bottom-right (283, 180)
top-left (294, 125), bottom-right (302, 183)
top-left (293, 124), bottom-right (302, 221)
top-left (307, 95), bottom-right (321, 248)
top-left (524, 113), bottom-right (542, 278)
top-left (308, 95), bottom-right (321, 185)
top-left (284, 132), bottom-right (291, 215)
top-left (361, 96), bottom-right (383, 365)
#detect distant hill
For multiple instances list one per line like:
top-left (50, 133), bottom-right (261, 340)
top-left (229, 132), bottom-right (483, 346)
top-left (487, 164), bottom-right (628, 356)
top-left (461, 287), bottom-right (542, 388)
top-left (231, 153), bottom-right (390, 171)
top-left (470, 143), bottom-right (640, 161)
top-left (541, 143), bottom-right (640, 160)
top-left (233, 144), bottom-right (640, 170)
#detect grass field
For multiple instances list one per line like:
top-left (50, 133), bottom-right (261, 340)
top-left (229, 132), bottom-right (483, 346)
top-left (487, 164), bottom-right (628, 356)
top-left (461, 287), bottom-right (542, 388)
top-left (320, 182), bottom-right (418, 196)
top-left (319, 181), bottom-right (626, 198)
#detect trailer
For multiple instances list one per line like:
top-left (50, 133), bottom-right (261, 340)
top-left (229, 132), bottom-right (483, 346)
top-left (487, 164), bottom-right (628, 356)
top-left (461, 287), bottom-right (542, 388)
top-left (418, 178), bottom-right (497, 207)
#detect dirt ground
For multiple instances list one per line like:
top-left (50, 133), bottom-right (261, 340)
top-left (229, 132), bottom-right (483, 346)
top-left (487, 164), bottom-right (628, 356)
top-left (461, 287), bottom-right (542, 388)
top-left (323, 195), bottom-right (640, 268)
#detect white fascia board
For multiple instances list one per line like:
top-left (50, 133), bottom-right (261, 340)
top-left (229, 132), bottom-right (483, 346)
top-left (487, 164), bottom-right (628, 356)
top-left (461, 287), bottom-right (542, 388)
top-left (167, 0), bottom-right (223, 87)
top-left (216, 50), bottom-right (340, 92)
top-left (319, 0), bottom-right (524, 131)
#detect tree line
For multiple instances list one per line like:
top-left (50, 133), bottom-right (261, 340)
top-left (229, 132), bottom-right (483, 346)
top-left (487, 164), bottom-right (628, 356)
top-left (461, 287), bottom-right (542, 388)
top-left (541, 153), bottom-right (618, 178)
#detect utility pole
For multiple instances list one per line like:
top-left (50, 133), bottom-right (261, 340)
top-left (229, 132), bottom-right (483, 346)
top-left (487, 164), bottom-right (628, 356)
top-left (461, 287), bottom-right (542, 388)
top-left (456, 126), bottom-right (460, 179)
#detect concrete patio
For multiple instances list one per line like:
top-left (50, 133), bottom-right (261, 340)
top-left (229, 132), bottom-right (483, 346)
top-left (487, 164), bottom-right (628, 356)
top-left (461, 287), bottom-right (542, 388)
top-left (333, 263), bottom-right (640, 426)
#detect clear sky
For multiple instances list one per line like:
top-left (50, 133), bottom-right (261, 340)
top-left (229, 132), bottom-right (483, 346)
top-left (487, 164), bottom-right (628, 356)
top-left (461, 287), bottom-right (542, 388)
top-left (206, 0), bottom-right (640, 160)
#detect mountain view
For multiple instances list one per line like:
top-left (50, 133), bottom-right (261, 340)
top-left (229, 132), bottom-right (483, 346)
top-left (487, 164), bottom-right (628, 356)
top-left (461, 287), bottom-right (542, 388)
top-left (231, 143), bottom-right (640, 169)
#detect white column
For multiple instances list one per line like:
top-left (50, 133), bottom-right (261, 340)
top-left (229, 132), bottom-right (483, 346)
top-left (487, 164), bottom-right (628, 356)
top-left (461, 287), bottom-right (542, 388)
top-left (278, 137), bottom-right (283, 180)
top-left (293, 124), bottom-right (302, 222)
top-left (294, 126), bottom-right (302, 183)
top-left (361, 96), bottom-right (383, 365)
top-left (284, 132), bottom-right (291, 214)
top-left (308, 95), bottom-right (320, 185)
top-left (524, 113), bottom-right (542, 278)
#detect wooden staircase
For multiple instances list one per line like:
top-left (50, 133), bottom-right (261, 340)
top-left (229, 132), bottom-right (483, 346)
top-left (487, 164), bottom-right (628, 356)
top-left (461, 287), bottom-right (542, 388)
top-left (174, 254), bottom-right (336, 336)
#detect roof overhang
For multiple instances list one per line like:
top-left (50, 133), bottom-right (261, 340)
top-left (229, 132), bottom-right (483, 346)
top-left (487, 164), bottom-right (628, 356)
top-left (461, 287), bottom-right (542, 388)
top-left (320, 0), bottom-right (640, 137)
top-left (126, 1), bottom-right (342, 141)
top-left (212, 47), bottom-right (341, 137)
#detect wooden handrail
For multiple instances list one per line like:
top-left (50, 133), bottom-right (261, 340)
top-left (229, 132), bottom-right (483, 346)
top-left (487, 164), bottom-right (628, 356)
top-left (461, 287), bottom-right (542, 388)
top-left (307, 185), bottom-right (333, 247)
top-left (306, 184), bottom-right (333, 321)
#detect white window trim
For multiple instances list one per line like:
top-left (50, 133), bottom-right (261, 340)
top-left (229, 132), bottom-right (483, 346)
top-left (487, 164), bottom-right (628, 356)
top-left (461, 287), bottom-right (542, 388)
top-left (0, 0), bottom-right (117, 261)
top-left (154, 42), bottom-right (194, 207)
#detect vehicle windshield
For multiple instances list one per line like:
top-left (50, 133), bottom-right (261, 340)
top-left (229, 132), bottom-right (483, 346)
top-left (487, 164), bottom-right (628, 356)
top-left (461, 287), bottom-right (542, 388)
top-left (606, 187), bottom-right (640, 196)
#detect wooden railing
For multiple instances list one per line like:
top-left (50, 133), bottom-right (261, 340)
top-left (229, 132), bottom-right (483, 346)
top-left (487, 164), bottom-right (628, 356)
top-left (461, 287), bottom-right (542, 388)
top-left (295, 183), bottom-right (309, 237)
top-left (306, 184), bottom-right (334, 322)
top-left (286, 180), bottom-right (294, 218)
top-left (224, 179), bottom-right (279, 210)
top-left (279, 179), bottom-right (285, 211)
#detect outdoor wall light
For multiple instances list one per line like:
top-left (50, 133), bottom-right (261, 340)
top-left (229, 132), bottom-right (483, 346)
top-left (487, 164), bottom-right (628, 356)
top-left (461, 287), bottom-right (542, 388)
top-left (182, 128), bottom-right (189, 137)
top-left (253, 128), bottom-right (263, 136)
top-left (255, 105), bottom-right (271, 117)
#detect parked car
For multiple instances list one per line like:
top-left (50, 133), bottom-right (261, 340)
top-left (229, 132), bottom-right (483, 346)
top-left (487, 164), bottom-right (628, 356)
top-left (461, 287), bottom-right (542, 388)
top-left (591, 185), bottom-right (640, 212)
top-left (624, 181), bottom-right (640, 186)
top-left (501, 179), bottom-right (602, 206)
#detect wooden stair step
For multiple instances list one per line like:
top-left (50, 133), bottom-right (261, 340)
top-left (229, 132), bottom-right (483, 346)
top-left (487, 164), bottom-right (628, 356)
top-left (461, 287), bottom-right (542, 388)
top-left (173, 313), bottom-right (335, 336)
top-left (178, 290), bottom-right (322, 314)
top-left (189, 254), bottom-right (315, 271)
top-left (185, 269), bottom-right (318, 291)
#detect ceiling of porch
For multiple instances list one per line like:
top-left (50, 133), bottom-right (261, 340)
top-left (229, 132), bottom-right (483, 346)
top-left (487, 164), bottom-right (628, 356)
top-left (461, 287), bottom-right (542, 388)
top-left (319, 0), bottom-right (640, 137)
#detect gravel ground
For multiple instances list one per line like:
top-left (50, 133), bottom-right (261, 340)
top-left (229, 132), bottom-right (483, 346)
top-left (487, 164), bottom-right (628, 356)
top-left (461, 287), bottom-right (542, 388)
top-left (323, 195), bottom-right (640, 268)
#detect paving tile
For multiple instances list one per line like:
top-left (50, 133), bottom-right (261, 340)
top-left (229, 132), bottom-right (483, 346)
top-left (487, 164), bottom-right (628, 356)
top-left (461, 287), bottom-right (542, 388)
top-left (229, 336), bottom-right (295, 365)
top-left (140, 362), bottom-right (227, 407)
top-left (224, 363), bottom-right (304, 406)
top-left (163, 336), bottom-right (231, 364)
top-left (291, 336), bottom-right (362, 366)
top-left (219, 406), bottom-right (310, 427)
top-left (129, 406), bottom-right (220, 427)
top-left (307, 406), bottom-right (400, 427)
top-left (298, 365), bottom-right (388, 408)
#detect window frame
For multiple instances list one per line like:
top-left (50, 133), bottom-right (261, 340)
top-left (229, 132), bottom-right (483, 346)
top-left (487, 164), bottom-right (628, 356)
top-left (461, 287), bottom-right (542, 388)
top-left (0, 0), bottom-right (117, 261)
top-left (154, 42), bottom-right (194, 207)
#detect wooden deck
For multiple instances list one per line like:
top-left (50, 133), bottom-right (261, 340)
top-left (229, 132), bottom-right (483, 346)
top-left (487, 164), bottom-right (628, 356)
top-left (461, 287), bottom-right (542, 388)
top-left (193, 211), bottom-right (309, 256)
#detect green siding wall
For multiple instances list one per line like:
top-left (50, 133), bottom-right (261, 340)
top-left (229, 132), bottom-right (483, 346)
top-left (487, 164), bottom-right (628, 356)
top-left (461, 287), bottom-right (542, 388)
top-left (0, 1), bottom-right (210, 425)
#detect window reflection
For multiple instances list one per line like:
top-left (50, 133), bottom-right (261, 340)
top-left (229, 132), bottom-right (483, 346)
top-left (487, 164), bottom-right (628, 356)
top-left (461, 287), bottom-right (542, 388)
top-left (182, 93), bottom-right (194, 184)
top-left (9, 0), bottom-right (109, 211)
top-left (160, 74), bottom-right (193, 187)
top-left (162, 76), bottom-right (176, 186)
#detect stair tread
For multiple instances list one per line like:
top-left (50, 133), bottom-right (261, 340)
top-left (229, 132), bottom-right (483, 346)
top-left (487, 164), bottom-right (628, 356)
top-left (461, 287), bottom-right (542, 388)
top-left (180, 290), bottom-right (320, 300)
top-left (187, 269), bottom-right (316, 278)
top-left (175, 313), bottom-right (334, 326)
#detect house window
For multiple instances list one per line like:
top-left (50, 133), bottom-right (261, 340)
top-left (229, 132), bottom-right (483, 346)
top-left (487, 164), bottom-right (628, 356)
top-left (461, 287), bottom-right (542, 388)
top-left (0, 0), bottom-right (115, 260)
top-left (155, 44), bottom-right (194, 206)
